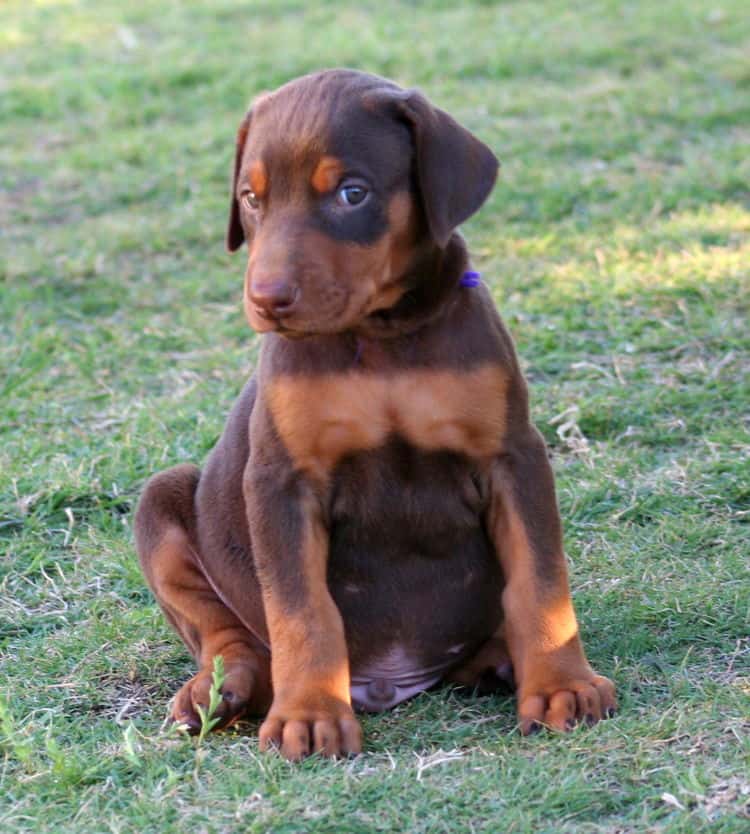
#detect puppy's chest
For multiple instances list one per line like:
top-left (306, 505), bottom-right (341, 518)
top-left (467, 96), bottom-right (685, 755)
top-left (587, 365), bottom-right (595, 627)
top-left (266, 365), bottom-right (508, 478)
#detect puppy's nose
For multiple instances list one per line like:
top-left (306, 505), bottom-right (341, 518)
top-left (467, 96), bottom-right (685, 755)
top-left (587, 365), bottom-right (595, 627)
top-left (249, 280), bottom-right (298, 318)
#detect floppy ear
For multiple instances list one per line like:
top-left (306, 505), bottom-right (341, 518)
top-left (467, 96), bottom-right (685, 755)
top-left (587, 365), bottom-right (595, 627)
top-left (226, 110), bottom-right (252, 253)
top-left (396, 90), bottom-right (499, 247)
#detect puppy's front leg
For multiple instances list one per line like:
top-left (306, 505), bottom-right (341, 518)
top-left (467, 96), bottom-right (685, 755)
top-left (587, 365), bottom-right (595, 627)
top-left (244, 458), bottom-right (361, 760)
top-left (488, 427), bottom-right (617, 734)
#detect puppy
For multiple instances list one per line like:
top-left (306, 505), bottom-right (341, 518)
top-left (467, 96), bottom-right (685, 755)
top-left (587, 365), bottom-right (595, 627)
top-left (135, 69), bottom-right (616, 760)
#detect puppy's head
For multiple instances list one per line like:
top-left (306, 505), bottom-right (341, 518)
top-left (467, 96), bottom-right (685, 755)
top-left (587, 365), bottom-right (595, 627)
top-left (227, 70), bottom-right (498, 336)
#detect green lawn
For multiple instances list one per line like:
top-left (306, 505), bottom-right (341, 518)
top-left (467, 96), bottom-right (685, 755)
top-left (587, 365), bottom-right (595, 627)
top-left (1, 0), bottom-right (748, 831)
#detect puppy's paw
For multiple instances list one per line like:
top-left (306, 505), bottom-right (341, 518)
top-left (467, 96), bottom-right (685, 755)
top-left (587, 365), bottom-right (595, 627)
top-left (518, 671), bottom-right (617, 735)
top-left (171, 659), bottom-right (258, 733)
top-left (259, 695), bottom-right (362, 761)
top-left (446, 634), bottom-right (515, 694)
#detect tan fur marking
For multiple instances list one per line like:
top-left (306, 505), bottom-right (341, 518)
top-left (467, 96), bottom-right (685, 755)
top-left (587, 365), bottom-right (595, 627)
top-left (489, 469), bottom-right (589, 698)
top-left (258, 490), bottom-right (352, 707)
top-left (265, 604), bottom-right (351, 704)
top-left (386, 191), bottom-right (419, 277)
top-left (248, 161), bottom-right (268, 198)
top-left (362, 192), bottom-right (417, 314)
top-left (311, 156), bottom-right (344, 194)
top-left (267, 365), bottom-right (508, 479)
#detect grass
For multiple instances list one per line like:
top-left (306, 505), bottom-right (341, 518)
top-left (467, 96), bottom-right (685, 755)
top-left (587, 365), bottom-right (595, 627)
top-left (1, 0), bottom-right (748, 831)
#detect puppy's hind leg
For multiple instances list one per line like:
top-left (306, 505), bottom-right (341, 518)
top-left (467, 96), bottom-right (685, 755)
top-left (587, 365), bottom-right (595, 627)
top-left (445, 626), bottom-right (516, 695)
top-left (134, 463), bottom-right (271, 732)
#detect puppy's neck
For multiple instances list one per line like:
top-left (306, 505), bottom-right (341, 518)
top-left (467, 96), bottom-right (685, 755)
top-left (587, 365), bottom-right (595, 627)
top-left (354, 235), bottom-right (469, 340)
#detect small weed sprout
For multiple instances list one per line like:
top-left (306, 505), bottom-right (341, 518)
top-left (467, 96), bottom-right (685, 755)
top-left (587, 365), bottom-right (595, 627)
top-left (0, 695), bottom-right (34, 770)
top-left (122, 722), bottom-right (142, 767)
top-left (196, 655), bottom-right (226, 744)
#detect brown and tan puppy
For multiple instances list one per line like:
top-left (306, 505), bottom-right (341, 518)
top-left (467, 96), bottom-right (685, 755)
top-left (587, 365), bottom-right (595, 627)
top-left (134, 69), bottom-right (616, 760)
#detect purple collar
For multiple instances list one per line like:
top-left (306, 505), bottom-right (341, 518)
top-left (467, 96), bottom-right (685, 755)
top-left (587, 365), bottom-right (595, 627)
top-left (459, 270), bottom-right (481, 287)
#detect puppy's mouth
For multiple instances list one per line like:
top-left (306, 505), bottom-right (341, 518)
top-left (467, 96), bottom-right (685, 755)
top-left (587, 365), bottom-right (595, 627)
top-left (247, 312), bottom-right (284, 334)
top-left (247, 295), bottom-right (361, 337)
top-left (248, 307), bottom-right (343, 338)
top-left (246, 273), bottom-right (407, 338)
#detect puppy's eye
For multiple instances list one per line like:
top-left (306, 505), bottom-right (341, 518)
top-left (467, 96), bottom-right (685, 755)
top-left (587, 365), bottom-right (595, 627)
top-left (243, 191), bottom-right (260, 210)
top-left (337, 184), bottom-right (368, 207)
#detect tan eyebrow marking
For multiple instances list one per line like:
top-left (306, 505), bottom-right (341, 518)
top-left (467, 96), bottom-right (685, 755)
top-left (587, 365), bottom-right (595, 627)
top-left (248, 161), bottom-right (268, 197)
top-left (311, 156), bottom-right (345, 194)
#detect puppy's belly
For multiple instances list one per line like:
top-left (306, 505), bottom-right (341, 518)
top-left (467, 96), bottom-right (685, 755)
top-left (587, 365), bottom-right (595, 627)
top-left (328, 438), bottom-right (504, 709)
top-left (349, 644), bottom-right (472, 712)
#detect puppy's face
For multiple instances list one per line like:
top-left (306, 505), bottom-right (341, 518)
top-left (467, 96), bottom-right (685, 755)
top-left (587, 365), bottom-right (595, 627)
top-left (227, 70), bottom-right (498, 336)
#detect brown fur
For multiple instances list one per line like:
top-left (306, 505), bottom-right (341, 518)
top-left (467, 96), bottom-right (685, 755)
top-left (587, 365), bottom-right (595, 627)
top-left (134, 69), bottom-right (616, 760)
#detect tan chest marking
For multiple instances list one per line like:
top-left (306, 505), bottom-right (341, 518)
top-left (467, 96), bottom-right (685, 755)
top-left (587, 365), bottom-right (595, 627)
top-left (267, 365), bottom-right (508, 478)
